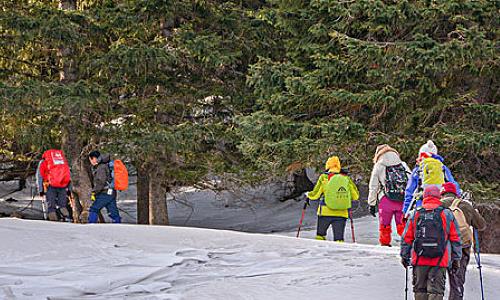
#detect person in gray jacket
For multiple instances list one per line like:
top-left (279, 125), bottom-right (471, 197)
top-left (88, 151), bottom-right (121, 223)
top-left (368, 144), bottom-right (411, 246)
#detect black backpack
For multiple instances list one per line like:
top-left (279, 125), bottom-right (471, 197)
top-left (383, 163), bottom-right (408, 201)
top-left (413, 207), bottom-right (447, 258)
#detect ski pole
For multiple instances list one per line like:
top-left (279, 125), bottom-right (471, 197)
top-left (349, 209), bottom-right (356, 243)
top-left (296, 200), bottom-right (309, 238)
top-left (473, 228), bottom-right (485, 300)
top-left (405, 266), bottom-right (408, 300)
top-left (40, 195), bottom-right (47, 220)
top-left (68, 193), bottom-right (77, 223)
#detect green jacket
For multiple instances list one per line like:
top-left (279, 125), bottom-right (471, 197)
top-left (307, 173), bottom-right (359, 218)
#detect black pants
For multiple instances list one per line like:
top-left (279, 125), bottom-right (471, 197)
top-left (448, 247), bottom-right (471, 300)
top-left (316, 216), bottom-right (347, 241)
top-left (46, 186), bottom-right (68, 214)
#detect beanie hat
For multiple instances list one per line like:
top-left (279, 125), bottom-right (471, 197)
top-left (423, 185), bottom-right (441, 199)
top-left (88, 151), bottom-right (101, 159)
top-left (325, 156), bottom-right (341, 173)
top-left (373, 144), bottom-right (399, 163)
top-left (441, 182), bottom-right (458, 196)
top-left (419, 140), bottom-right (438, 155)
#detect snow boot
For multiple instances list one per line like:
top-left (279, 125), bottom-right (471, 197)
top-left (379, 225), bottom-right (392, 246)
top-left (414, 292), bottom-right (428, 300)
top-left (396, 223), bottom-right (405, 236)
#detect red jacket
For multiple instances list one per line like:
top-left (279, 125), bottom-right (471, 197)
top-left (401, 196), bottom-right (462, 267)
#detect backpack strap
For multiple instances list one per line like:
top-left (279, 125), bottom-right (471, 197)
top-left (450, 197), bottom-right (461, 210)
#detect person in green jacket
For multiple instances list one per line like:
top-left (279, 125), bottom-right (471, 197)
top-left (306, 156), bottom-right (359, 241)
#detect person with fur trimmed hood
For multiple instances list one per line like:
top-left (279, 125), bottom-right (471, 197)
top-left (403, 140), bottom-right (460, 216)
top-left (368, 145), bottom-right (411, 246)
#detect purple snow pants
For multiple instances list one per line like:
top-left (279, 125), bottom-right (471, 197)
top-left (378, 196), bottom-right (404, 226)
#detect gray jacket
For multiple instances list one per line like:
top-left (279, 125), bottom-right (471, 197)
top-left (91, 154), bottom-right (111, 194)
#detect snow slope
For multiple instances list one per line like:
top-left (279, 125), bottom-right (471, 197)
top-left (1, 219), bottom-right (498, 300)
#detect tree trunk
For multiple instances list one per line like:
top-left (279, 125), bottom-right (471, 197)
top-left (57, 1), bottom-right (77, 83)
top-left (148, 168), bottom-right (168, 225)
top-left (62, 130), bottom-right (92, 223)
top-left (137, 165), bottom-right (150, 224)
top-left (59, 0), bottom-right (91, 222)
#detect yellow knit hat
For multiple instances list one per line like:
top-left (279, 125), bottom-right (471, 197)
top-left (325, 156), bottom-right (341, 173)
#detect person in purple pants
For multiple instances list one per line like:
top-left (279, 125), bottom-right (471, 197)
top-left (368, 145), bottom-right (411, 246)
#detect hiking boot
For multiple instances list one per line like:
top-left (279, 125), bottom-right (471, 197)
top-left (428, 294), bottom-right (443, 300)
top-left (414, 293), bottom-right (428, 300)
top-left (315, 235), bottom-right (326, 241)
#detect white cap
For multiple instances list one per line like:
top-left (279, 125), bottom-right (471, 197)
top-left (419, 140), bottom-right (438, 155)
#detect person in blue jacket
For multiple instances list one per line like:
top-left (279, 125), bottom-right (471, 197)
top-left (403, 140), bottom-right (460, 216)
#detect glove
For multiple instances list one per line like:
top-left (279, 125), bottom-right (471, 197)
top-left (305, 198), bottom-right (310, 206)
top-left (451, 260), bottom-right (460, 273)
top-left (401, 258), bottom-right (410, 268)
top-left (39, 192), bottom-right (45, 197)
top-left (67, 189), bottom-right (72, 196)
top-left (91, 193), bottom-right (96, 201)
top-left (369, 205), bottom-right (377, 217)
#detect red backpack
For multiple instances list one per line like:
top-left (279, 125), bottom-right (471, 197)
top-left (43, 149), bottom-right (71, 188)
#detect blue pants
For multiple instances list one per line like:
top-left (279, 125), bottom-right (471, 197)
top-left (88, 193), bottom-right (121, 223)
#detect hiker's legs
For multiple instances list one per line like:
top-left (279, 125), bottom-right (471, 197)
top-left (413, 266), bottom-right (430, 300)
top-left (45, 186), bottom-right (58, 214)
top-left (45, 186), bottom-right (59, 221)
top-left (55, 187), bottom-right (69, 218)
top-left (105, 195), bottom-right (121, 223)
top-left (448, 248), bottom-right (470, 300)
top-left (316, 216), bottom-right (330, 240)
top-left (391, 200), bottom-right (405, 236)
top-left (88, 193), bottom-right (110, 223)
top-left (378, 196), bottom-right (393, 245)
top-left (427, 267), bottom-right (446, 300)
top-left (331, 216), bottom-right (347, 242)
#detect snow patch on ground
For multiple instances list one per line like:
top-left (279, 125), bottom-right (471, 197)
top-left (0, 219), bottom-right (498, 300)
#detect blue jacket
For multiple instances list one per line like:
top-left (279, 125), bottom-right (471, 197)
top-left (403, 154), bottom-right (460, 213)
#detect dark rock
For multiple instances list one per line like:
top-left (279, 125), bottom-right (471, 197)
top-left (476, 201), bottom-right (500, 254)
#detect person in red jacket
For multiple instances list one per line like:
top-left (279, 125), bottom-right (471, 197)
top-left (36, 150), bottom-right (72, 221)
top-left (400, 185), bottom-right (462, 300)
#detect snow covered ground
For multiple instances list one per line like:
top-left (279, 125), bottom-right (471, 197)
top-left (1, 218), bottom-right (499, 300)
